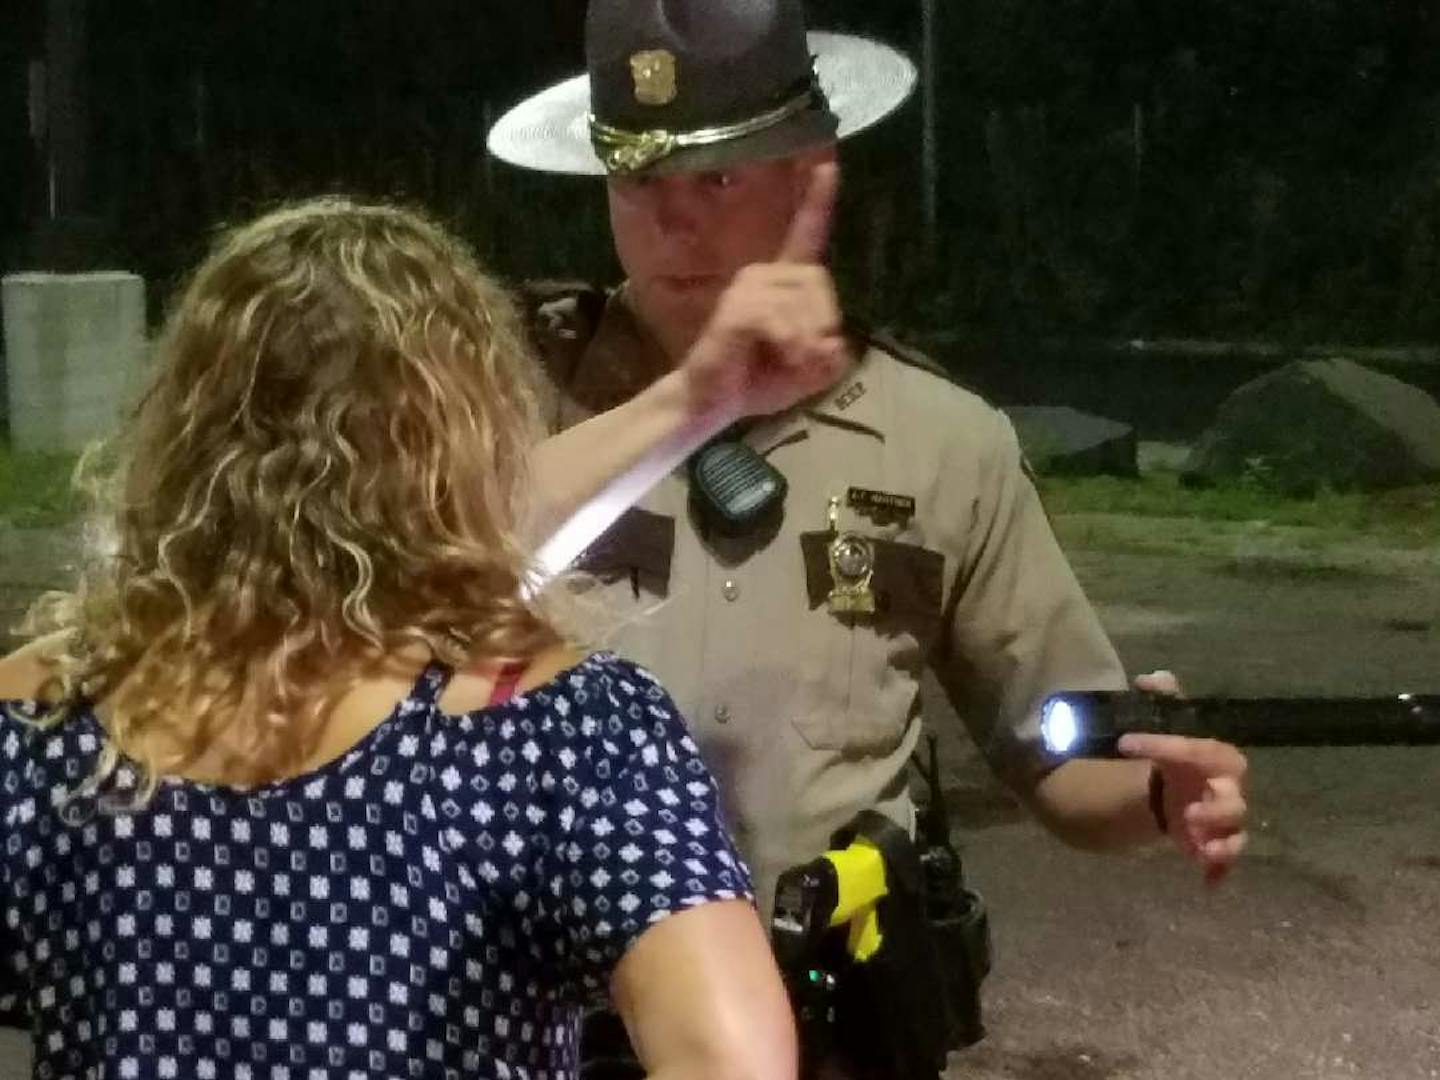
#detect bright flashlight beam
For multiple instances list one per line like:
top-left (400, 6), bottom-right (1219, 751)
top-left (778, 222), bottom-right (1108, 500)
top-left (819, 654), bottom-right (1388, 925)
top-left (1041, 699), bottom-right (1079, 755)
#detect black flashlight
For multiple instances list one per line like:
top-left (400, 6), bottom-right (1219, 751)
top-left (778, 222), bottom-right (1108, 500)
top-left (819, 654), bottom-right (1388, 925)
top-left (1040, 690), bottom-right (1440, 758)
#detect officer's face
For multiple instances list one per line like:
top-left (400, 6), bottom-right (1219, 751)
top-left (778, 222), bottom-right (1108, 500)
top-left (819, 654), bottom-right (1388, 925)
top-left (607, 150), bottom-right (832, 359)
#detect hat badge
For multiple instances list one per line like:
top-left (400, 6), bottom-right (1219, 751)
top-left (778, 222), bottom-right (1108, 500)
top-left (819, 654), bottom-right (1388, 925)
top-left (629, 49), bottom-right (678, 106)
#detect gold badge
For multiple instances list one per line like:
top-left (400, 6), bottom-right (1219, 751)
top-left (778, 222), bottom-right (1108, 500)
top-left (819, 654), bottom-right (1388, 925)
top-left (825, 497), bottom-right (876, 614)
top-left (630, 49), bottom-right (678, 106)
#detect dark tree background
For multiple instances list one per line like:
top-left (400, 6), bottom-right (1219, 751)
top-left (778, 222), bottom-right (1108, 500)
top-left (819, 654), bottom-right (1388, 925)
top-left (4, 0), bottom-right (1440, 349)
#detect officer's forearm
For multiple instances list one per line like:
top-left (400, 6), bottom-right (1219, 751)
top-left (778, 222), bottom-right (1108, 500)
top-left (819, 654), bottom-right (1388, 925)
top-left (526, 368), bottom-right (723, 542)
top-left (1028, 757), bottom-right (1162, 851)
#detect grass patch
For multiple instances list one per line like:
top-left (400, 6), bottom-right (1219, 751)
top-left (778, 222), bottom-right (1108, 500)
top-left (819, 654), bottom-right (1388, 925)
top-left (1039, 470), bottom-right (1440, 549)
top-left (0, 446), bottom-right (83, 527)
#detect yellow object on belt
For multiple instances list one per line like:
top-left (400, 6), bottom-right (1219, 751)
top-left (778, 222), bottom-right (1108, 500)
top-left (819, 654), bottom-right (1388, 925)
top-left (823, 838), bottom-right (888, 962)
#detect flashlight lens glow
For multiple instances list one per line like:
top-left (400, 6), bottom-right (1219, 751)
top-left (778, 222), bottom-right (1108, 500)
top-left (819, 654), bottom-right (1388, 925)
top-left (1042, 699), bottom-right (1079, 754)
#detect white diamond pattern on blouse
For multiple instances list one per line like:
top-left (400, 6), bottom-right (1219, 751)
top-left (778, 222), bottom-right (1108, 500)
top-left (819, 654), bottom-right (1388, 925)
top-left (0, 654), bottom-right (750, 1079)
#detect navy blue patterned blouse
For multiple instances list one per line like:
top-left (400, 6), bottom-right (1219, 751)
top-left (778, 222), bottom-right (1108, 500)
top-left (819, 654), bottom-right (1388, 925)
top-left (0, 652), bottom-right (752, 1079)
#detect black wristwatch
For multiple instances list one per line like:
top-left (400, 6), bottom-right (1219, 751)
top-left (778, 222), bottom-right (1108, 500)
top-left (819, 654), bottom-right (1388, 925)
top-left (1148, 765), bottom-right (1169, 835)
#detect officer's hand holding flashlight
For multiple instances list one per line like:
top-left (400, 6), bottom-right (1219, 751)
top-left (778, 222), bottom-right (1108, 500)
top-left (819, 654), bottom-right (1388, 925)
top-left (1119, 670), bottom-right (1249, 885)
top-left (1041, 673), bottom-right (1440, 881)
top-left (1119, 670), bottom-right (1250, 885)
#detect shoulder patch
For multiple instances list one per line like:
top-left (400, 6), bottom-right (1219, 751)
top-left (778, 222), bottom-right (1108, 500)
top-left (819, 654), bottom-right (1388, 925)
top-left (518, 279), bottom-right (609, 346)
top-left (518, 280), bottom-right (611, 409)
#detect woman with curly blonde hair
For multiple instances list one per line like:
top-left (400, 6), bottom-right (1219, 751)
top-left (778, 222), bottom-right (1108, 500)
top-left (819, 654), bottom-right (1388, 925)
top-left (0, 192), bottom-right (845, 1078)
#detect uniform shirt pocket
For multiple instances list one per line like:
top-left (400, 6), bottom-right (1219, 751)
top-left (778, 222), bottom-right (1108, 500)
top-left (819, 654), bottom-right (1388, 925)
top-left (792, 533), bottom-right (946, 752)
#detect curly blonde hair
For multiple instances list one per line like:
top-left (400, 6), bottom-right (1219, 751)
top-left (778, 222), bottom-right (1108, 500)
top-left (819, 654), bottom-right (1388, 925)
top-left (25, 196), bottom-right (563, 799)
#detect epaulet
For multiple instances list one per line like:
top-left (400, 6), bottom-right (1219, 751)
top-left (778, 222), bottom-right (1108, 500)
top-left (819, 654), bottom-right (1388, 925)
top-left (848, 318), bottom-right (987, 398)
top-left (851, 320), bottom-right (1050, 496)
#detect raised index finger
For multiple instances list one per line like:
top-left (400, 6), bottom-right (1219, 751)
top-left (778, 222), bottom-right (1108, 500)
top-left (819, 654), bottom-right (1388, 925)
top-left (777, 160), bottom-right (840, 264)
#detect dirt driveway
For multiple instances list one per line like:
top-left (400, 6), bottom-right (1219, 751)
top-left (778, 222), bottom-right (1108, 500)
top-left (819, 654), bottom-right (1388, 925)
top-left (930, 515), bottom-right (1440, 1080)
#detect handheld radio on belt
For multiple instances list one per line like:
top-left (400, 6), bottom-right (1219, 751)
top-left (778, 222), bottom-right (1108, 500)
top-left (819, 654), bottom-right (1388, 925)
top-left (915, 734), bottom-right (991, 1051)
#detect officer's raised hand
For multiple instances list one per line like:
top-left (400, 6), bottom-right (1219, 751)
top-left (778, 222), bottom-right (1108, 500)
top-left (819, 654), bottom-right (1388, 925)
top-left (678, 159), bottom-right (849, 417)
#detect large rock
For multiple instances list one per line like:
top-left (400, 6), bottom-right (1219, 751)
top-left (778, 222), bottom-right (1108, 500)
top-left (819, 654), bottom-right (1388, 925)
top-left (1004, 405), bottom-right (1138, 477)
top-left (1182, 357), bottom-right (1440, 493)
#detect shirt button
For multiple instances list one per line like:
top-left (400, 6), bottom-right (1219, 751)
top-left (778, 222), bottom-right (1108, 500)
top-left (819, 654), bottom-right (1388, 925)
top-left (722, 580), bottom-right (740, 602)
top-left (714, 705), bottom-right (731, 724)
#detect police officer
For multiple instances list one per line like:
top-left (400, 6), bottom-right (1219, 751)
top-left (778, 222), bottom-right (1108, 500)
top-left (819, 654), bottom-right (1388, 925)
top-left (490, 0), bottom-right (1248, 1070)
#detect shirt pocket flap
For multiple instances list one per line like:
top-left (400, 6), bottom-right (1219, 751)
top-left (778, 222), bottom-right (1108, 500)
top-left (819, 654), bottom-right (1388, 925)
top-left (577, 508), bottom-right (676, 582)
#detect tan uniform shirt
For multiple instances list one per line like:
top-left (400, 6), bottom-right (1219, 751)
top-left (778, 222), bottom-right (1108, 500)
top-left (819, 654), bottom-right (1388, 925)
top-left (533, 289), bottom-right (1127, 915)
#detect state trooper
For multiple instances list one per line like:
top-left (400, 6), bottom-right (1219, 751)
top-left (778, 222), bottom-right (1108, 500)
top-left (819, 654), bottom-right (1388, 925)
top-left (489, 1), bottom-right (1249, 1074)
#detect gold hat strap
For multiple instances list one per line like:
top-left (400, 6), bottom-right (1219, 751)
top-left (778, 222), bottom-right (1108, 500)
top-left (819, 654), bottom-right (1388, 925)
top-left (589, 81), bottom-right (822, 175)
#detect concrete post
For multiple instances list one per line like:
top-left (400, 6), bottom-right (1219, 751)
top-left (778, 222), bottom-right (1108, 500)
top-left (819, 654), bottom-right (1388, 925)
top-left (2, 271), bottom-right (147, 453)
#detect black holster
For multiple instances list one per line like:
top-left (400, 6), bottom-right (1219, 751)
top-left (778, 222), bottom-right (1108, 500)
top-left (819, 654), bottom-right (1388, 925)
top-left (579, 805), bottom-right (992, 1080)
top-left (801, 810), bottom-right (987, 1080)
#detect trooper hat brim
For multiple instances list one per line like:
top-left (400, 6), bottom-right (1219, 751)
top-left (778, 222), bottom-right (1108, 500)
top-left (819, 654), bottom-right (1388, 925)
top-left (486, 31), bottom-right (917, 177)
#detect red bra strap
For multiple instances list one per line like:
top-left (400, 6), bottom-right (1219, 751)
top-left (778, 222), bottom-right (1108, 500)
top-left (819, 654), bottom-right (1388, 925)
top-left (486, 662), bottom-right (526, 707)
